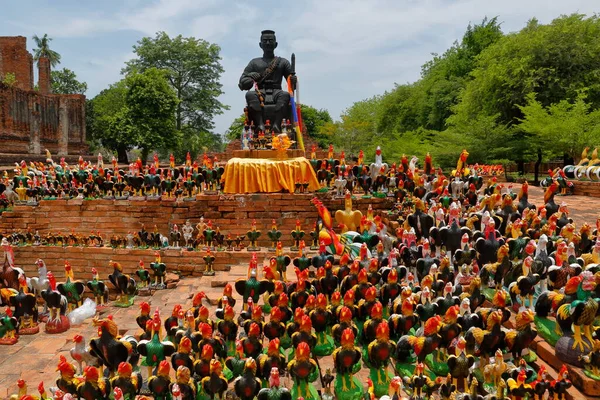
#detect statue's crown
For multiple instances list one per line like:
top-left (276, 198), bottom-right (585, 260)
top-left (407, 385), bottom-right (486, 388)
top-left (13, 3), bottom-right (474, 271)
top-left (261, 29), bottom-right (275, 36)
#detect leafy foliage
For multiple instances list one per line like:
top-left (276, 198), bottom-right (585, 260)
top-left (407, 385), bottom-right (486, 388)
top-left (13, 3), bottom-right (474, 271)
top-left (32, 34), bottom-right (61, 67)
top-left (86, 69), bottom-right (179, 163)
top-left (123, 32), bottom-right (227, 153)
top-left (51, 68), bottom-right (87, 94)
top-left (1, 73), bottom-right (16, 87)
top-left (330, 14), bottom-right (600, 170)
top-left (518, 93), bottom-right (600, 160)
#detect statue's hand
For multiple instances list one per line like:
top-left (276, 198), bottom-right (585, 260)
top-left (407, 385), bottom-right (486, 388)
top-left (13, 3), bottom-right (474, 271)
top-left (247, 72), bottom-right (261, 81)
top-left (290, 75), bottom-right (298, 86)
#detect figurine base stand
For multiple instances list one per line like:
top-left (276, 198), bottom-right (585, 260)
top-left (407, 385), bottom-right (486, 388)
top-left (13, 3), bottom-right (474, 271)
top-left (556, 335), bottom-right (594, 367)
top-left (369, 368), bottom-right (394, 398)
top-left (203, 270), bottom-right (215, 276)
top-left (0, 336), bottom-right (18, 345)
top-left (534, 316), bottom-right (561, 347)
top-left (313, 332), bottom-right (335, 357)
top-left (45, 315), bottom-right (70, 334)
top-left (424, 353), bottom-right (450, 377)
top-left (18, 325), bottom-right (40, 335)
top-left (334, 374), bottom-right (363, 400)
top-left (247, 247), bottom-right (260, 252)
top-left (113, 295), bottom-right (135, 308)
top-left (291, 382), bottom-right (319, 400)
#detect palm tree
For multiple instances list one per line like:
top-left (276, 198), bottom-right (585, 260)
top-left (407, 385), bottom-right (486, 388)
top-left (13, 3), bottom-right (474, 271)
top-left (32, 34), bottom-right (61, 67)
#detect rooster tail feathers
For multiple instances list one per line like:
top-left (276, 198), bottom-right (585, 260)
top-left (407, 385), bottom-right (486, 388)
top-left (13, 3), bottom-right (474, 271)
top-left (407, 335), bottom-right (425, 355)
top-left (505, 330), bottom-right (517, 350)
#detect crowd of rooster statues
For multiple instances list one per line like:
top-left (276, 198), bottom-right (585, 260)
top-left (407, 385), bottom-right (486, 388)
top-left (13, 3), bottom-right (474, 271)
top-left (1, 146), bottom-right (599, 400)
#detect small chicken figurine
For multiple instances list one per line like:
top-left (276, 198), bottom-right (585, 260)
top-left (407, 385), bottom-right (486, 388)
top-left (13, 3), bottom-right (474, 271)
top-left (201, 359), bottom-right (228, 399)
top-left (332, 328), bottom-right (362, 397)
top-left (580, 339), bottom-right (600, 378)
top-left (70, 334), bottom-right (96, 374)
top-left (170, 366), bottom-right (195, 400)
top-left (257, 368), bottom-right (292, 400)
top-left (288, 342), bottom-right (319, 400)
top-left (550, 365), bottom-right (572, 400)
top-left (233, 358), bottom-right (262, 400)
top-left (507, 369), bottom-right (534, 400)
top-left (86, 268), bottom-right (108, 307)
top-left (77, 366), bottom-right (109, 400)
top-left (246, 219), bottom-right (262, 251)
top-left (56, 355), bottom-right (81, 396)
top-left (109, 361), bottom-right (142, 400)
top-left (148, 360), bottom-right (172, 400)
top-left (403, 363), bottom-right (435, 400)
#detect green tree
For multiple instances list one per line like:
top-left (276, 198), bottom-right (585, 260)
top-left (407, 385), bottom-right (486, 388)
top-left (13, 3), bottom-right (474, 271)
top-left (518, 92), bottom-right (600, 160)
top-left (322, 96), bottom-right (383, 160)
top-left (377, 17), bottom-right (503, 134)
top-left (32, 34), bottom-right (61, 67)
top-left (300, 105), bottom-right (332, 137)
top-left (451, 14), bottom-right (600, 128)
top-left (224, 114), bottom-right (245, 142)
top-left (51, 68), bottom-right (87, 94)
top-left (87, 69), bottom-right (179, 164)
top-left (125, 68), bottom-right (179, 163)
top-left (123, 32), bottom-right (227, 152)
top-left (87, 80), bottom-right (129, 162)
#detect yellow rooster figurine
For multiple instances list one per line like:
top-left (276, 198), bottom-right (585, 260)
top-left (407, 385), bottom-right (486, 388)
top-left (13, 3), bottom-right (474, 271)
top-left (335, 191), bottom-right (362, 232)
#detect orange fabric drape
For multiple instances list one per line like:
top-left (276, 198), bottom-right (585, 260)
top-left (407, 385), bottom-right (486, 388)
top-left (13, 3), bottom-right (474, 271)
top-left (222, 157), bottom-right (320, 194)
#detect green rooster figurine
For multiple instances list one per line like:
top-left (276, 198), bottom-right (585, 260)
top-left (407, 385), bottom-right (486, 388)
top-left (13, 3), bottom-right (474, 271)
top-left (291, 219), bottom-right (305, 251)
top-left (267, 220), bottom-right (282, 251)
top-left (247, 219), bottom-right (261, 251)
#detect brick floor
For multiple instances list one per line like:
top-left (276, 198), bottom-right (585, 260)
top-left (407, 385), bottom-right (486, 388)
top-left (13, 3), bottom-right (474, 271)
top-left (1, 184), bottom-right (599, 398)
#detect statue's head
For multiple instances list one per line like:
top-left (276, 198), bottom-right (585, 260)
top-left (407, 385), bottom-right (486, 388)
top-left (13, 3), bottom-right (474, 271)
top-left (260, 30), bottom-right (277, 52)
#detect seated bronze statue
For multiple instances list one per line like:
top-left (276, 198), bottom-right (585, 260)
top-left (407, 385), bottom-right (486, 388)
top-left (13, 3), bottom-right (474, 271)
top-left (239, 30), bottom-right (297, 135)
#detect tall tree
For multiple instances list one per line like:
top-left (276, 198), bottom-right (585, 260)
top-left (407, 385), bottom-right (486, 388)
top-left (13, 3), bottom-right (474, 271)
top-left (87, 69), bottom-right (179, 163)
top-left (125, 68), bottom-right (180, 163)
top-left (51, 68), bottom-right (87, 94)
top-left (122, 32), bottom-right (227, 150)
top-left (451, 14), bottom-right (600, 128)
top-left (32, 34), bottom-right (61, 67)
top-left (87, 81), bottom-right (130, 162)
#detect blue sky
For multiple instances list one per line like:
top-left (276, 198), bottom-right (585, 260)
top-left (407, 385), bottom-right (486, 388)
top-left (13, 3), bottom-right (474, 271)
top-left (1, 0), bottom-right (598, 135)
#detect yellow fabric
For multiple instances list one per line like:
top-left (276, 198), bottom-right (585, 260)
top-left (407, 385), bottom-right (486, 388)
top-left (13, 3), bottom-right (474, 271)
top-left (222, 157), bottom-right (320, 194)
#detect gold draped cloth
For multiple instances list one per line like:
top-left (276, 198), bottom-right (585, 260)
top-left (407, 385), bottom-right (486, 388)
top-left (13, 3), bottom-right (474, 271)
top-left (222, 157), bottom-right (320, 194)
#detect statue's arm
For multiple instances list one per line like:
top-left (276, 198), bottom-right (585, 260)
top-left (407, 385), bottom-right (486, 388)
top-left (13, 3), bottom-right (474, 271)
top-left (239, 61), bottom-right (256, 91)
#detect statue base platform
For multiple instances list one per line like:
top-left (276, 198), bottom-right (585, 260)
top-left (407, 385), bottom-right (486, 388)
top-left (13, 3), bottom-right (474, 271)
top-left (233, 149), bottom-right (304, 159)
top-left (222, 157), bottom-right (320, 194)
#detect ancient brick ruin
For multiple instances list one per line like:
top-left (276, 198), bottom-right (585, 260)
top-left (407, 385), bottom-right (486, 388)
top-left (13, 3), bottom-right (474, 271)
top-left (0, 36), bottom-right (87, 158)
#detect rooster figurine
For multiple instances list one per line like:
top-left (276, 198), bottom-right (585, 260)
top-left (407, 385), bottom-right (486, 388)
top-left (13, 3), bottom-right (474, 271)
top-left (148, 360), bottom-right (172, 400)
top-left (41, 271), bottom-right (70, 334)
top-left (288, 342), bottom-right (319, 400)
top-left (201, 359), bottom-right (228, 400)
top-left (257, 368), bottom-right (292, 400)
top-left (109, 361), bottom-right (142, 400)
top-left (332, 328), bottom-right (362, 399)
top-left (70, 334), bottom-right (96, 374)
top-left (57, 261), bottom-right (85, 312)
top-left (108, 261), bottom-right (137, 307)
top-left (86, 268), bottom-right (108, 307)
top-left (233, 358), bottom-right (262, 400)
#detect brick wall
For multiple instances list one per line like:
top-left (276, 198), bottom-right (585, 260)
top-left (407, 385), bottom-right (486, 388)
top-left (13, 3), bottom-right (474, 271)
top-left (573, 181), bottom-right (600, 198)
top-left (2, 193), bottom-right (394, 277)
top-left (0, 84), bottom-right (87, 157)
top-left (37, 56), bottom-right (50, 95)
top-left (0, 36), bottom-right (33, 91)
